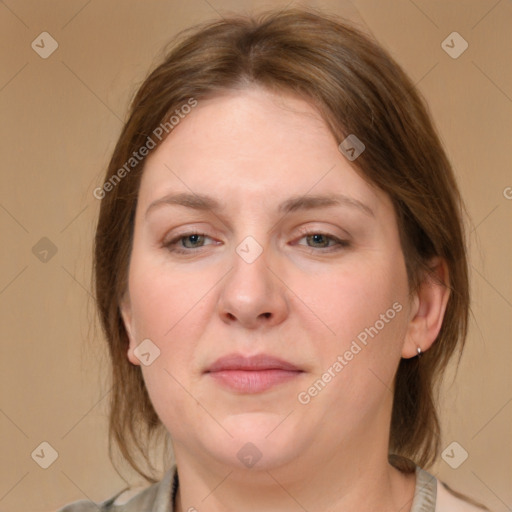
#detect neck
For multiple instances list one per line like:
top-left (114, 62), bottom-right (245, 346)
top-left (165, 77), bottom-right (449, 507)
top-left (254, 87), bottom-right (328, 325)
top-left (172, 444), bottom-right (416, 512)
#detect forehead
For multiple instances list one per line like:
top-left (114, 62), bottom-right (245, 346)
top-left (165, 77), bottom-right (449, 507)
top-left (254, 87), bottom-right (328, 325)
top-left (137, 86), bottom-right (387, 215)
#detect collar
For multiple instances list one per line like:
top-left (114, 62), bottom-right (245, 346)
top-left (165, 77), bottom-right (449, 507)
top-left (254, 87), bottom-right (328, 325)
top-left (109, 462), bottom-right (436, 511)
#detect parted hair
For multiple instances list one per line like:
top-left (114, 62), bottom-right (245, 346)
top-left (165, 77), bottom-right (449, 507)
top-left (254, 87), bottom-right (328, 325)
top-left (93, 8), bottom-right (469, 482)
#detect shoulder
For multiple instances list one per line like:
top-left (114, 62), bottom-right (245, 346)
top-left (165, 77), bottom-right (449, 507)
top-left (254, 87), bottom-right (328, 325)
top-left (411, 463), bottom-right (491, 512)
top-left (436, 479), bottom-right (491, 512)
top-left (55, 466), bottom-right (176, 512)
top-left (54, 486), bottom-right (155, 512)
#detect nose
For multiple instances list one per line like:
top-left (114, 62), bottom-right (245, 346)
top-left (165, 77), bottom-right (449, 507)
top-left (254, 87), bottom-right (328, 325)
top-left (217, 241), bottom-right (289, 329)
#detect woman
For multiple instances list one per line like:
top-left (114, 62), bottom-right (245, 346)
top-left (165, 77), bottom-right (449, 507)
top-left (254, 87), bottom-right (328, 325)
top-left (59, 8), bottom-right (489, 512)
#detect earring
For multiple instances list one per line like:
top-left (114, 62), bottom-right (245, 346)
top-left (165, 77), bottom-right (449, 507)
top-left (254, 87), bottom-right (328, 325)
top-left (416, 346), bottom-right (422, 358)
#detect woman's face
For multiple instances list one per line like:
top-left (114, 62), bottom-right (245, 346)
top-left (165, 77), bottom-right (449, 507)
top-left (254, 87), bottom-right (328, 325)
top-left (121, 86), bottom-right (419, 473)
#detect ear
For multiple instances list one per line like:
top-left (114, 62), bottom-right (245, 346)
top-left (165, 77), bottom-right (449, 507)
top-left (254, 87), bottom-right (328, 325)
top-left (119, 292), bottom-right (141, 366)
top-left (402, 258), bottom-right (451, 359)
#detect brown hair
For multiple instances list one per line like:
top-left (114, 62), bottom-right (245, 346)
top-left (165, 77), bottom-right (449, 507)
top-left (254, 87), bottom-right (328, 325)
top-left (93, 8), bottom-right (469, 482)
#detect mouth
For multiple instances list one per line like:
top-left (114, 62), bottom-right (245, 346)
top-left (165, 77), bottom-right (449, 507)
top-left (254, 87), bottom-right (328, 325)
top-left (204, 353), bottom-right (304, 393)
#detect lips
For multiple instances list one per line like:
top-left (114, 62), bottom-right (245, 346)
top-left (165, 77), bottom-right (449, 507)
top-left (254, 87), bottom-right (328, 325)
top-left (206, 353), bottom-right (301, 372)
top-left (205, 353), bottom-right (303, 393)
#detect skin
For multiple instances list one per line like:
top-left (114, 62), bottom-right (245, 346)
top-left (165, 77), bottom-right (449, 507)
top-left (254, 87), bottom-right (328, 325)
top-left (120, 86), bottom-right (450, 512)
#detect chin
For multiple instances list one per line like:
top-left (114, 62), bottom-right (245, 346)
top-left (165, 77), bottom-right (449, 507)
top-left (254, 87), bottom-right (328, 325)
top-left (205, 417), bottom-right (304, 472)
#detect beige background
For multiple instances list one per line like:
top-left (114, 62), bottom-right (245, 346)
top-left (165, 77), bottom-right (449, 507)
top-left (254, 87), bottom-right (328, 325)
top-left (0, 0), bottom-right (510, 511)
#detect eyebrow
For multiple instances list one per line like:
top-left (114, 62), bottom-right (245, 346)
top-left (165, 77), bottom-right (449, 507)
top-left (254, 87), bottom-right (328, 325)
top-left (145, 192), bottom-right (374, 218)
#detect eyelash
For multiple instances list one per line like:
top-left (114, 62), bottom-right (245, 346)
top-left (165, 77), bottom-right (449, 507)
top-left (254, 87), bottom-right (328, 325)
top-left (164, 228), bottom-right (350, 255)
top-left (164, 233), bottom-right (216, 254)
top-left (295, 227), bottom-right (350, 252)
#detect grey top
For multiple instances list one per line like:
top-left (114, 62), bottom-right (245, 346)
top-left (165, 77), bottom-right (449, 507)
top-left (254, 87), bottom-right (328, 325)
top-left (57, 464), bottom-right (439, 512)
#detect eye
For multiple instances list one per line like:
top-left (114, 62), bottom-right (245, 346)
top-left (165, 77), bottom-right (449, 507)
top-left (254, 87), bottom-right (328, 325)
top-left (163, 229), bottom-right (350, 255)
top-left (295, 229), bottom-right (350, 252)
top-left (164, 232), bottom-right (217, 253)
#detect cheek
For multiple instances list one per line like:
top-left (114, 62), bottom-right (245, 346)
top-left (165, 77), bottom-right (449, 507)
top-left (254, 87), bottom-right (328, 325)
top-left (300, 254), bottom-right (410, 403)
top-left (127, 248), bottom-right (218, 340)
top-left (305, 257), bottom-right (408, 345)
top-left (126, 255), bottom-right (209, 423)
